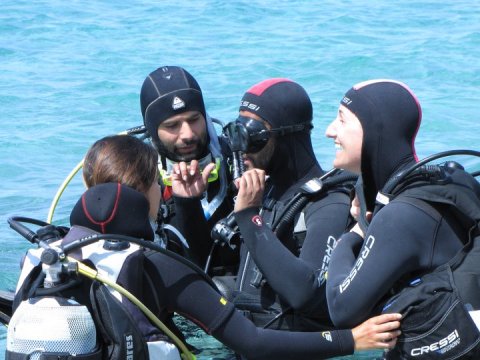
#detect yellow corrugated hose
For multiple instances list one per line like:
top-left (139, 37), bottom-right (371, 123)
top-left (47, 159), bottom-right (84, 223)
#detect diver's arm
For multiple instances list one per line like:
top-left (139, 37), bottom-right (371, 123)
top-left (214, 309), bottom-right (402, 360)
top-left (233, 169), bottom-right (352, 313)
top-left (144, 250), bottom-right (355, 359)
top-left (234, 194), bottom-right (350, 311)
top-left (326, 202), bottom-right (435, 328)
top-left (214, 310), bottom-right (354, 360)
top-left (144, 249), bottom-right (401, 359)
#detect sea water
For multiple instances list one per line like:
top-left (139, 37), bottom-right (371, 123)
top-left (1, 1), bottom-right (480, 359)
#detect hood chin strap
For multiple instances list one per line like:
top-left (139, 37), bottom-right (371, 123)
top-left (354, 176), bottom-right (371, 233)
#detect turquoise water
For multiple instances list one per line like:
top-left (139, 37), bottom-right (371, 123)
top-left (1, 1), bottom-right (480, 359)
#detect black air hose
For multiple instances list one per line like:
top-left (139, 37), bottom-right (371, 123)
top-left (274, 171), bottom-right (357, 238)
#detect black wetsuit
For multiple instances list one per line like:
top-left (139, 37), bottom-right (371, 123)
top-left (233, 166), bottom-right (353, 330)
top-left (326, 80), bottom-right (470, 329)
top-left (67, 183), bottom-right (355, 359)
top-left (232, 137), bottom-right (356, 329)
top-left (326, 194), bottom-right (467, 328)
top-left (161, 136), bottom-right (239, 276)
top-left (140, 65), bottom-right (238, 275)
top-left (143, 249), bottom-right (355, 360)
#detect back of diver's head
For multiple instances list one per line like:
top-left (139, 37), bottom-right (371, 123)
top-left (83, 134), bottom-right (158, 194)
top-left (70, 182), bottom-right (154, 240)
top-left (340, 79), bottom-right (422, 210)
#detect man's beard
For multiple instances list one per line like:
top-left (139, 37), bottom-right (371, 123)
top-left (166, 136), bottom-right (208, 162)
top-left (244, 138), bottom-right (276, 172)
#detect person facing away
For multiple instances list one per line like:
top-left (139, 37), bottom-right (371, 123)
top-left (324, 79), bottom-right (480, 330)
top-left (140, 65), bottom-right (238, 275)
top-left (171, 78), bottom-right (356, 331)
top-left (73, 134), bottom-right (403, 359)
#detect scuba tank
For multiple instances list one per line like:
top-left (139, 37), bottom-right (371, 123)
top-left (6, 216), bottom-right (197, 360)
top-left (6, 218), bottom-right (102, 360)
top-left (7, 296), bottom-right (100, 359)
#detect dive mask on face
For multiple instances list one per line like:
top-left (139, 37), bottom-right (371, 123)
top-left (159, 155), bottom-right (221, 186)
top-left (224, 115), bottom-right (313, 154)
top-left (223, 116), bottom-right (271, 153)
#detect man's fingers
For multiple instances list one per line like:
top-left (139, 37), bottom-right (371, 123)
top-left (377, 337), bottom-right (398, 349)
top-left (384, 331), bottom-right (399, 347)
top-left (177, 161), bottom-right (189, 180)
top-left (253, 169), bottom-right (265, 189)
top-left (244, 170), bottom-right (264, 190)
top-left (242, 171), bottom-right (255, 190)
top-left (189, 160), bottom-right (199, 176)
top-left (241, 169), bottom-right (265, 189)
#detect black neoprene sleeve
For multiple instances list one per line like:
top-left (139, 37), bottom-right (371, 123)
top-left (234, 192), bottom-right (351, 312)
top-left (172, 195), bottom-right (211, 266)
top-left (144, 250), bottom-right (354, 359)
top-left (326, 200), bottom-right (463, 328)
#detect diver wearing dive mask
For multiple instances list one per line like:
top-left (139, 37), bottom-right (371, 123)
top-left (178, 78), bottom-right (356, 331)
top-left (223, 114), bottom-right (313, 182)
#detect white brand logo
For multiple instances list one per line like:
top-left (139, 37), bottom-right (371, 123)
top-left (240, 100), bottom-right (260, 111)
top-left (125, 334), bottom-right (134, 360)
top-left (339, 235), bottom-right (375, 293)
top-left (251, 215), bottom-right (263, 226)
top-left (322, 331), bottom-right (333, 342)
top-left (411, 330), bottom-right (460, 356)
top-left (172, 96), bottom-right (185, 110)
top-left (320, 236), bottom-right (337, 278)
top-left (341, 96), bottom-right (352, 105)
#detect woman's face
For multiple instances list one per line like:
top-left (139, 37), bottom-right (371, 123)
top-left (325, 105), bottom-right (363, 173)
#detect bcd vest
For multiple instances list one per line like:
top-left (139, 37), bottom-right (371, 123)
top-left (8, 225), bottom-right (181, 360)
top-left (232, 170), bottom-right (356, 331)
top-left (380, 167), bottom-right (480, 359)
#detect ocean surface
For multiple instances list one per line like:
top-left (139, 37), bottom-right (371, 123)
top-left (1, 1), bottom-right (480, 359)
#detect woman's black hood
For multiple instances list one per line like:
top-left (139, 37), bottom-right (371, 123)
top-left (340, 80), bottom-right (422, 211)
top-left (70, 182), bottom-right (154, 240)
top-left (239, 78), bottom-right (321, 192)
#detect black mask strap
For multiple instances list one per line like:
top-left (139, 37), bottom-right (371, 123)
top-left (224, 116), bottom-right (312, 154)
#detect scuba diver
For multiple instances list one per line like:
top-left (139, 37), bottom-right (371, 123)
top-left (324, 79), bottom-right (480, 359)
top-left (173, 78), bottom-right (357, 331)
top-left (140, 66), bottom-right (238, 275)
top-left (6, 134), bottom-right (402, 360)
